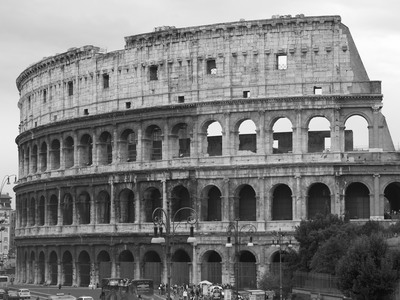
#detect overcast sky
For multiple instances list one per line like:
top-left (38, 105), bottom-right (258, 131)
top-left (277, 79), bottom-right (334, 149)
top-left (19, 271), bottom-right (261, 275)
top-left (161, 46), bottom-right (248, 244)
top-left (1, 0), bottom-right (400, 206)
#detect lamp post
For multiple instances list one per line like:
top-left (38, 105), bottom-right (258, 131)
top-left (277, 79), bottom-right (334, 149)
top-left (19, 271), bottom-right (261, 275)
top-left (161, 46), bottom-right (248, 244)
top-left (0, 175), bottom-right (17, 196)
top-left (272, 229), bottom-right (292, 300)
top-left (225, 219), bottom-right (257, 300)
top-left (151, 200), bottom-right (198, 300)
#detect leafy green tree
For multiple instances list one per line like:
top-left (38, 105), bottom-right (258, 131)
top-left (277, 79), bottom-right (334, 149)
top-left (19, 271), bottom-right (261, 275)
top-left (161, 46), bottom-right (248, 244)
top-left (336, 234), bottom-right (399, 299)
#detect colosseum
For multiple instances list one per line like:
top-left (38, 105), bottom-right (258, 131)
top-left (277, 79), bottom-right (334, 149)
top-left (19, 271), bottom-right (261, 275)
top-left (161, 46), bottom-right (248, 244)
top-left (14, 14), bottom-right (400, 288)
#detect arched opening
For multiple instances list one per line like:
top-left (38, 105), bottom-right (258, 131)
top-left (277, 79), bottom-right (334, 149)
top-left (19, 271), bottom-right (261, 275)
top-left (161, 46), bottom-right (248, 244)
top-left (120, 129), bottom-right (137, 162)
top-left (62, 193), bottom-right (73, 225)
top-left (97, 191), bottom-right (111, 224)
top-left (62, 251), bottom-right (73, 286)
top-left (308, 117), bottom-right (331, 153)
top-left (345, 182), bottom-right (370, 219)
top-left (238, 120), bottom-right (257, 153)
top-left (64, 136), bottom-right (74, 168)
top-left (31, 145), bottom-right (38, 173)
top-left (207, 121), bottom-right (223, 156)
top-left (307, 183), bottom-right (331, 219)
top-left (143, 188), bottom-right (162, 222)
top-left (49, 251), bottom-right (58, 285)
top-left (38, 196), bottom-right (45, 226)
top-left (145, 125), bottom-right (162, 161)
top-left (118, 189), bottom-right (135, 223)
top-left (171, 185), bottom-right (191, 222)
top-left (272, 118), bottom-right (293, 153)
top-left (237, 185), bottom-right (256, 221)
top-left (344, 115), bottom-right (369, 151)
top-left (171, 249), bottom-right (191, 285)
top-left (384, 182), bottom-right (400, 219)
top-left (97, 250), bottom-right (111, 281)
top-left (238, 250), bottom-right (257, 290)
top-left (172, 123), bottom-right (191, 158)
top-left (98, 131), bottom-right (113, 165)
top-left (143, 251), bottom-right (162, 286)
top-left (25, 147), bottom-right (30, 175)
top-left (50, 139), bottom-right (61, 169)
top-left (40, 142), bottom-right (48, 171)
top-left (38, 252), bottom-right (45, 284)
top-left (77, 192), bottom-right (91, 225)
top-left (80, 134), bottom-right (93, 166)
top-left (78, 251), bottom-right (91, 287)
top-left (119, 250), bottom-right (134, 278)
top-left (204, 186), bottom-right (222, 221)
top-left (201, 251), bottom-right (222, 283)
top-left (48, 194), bottom-right (58, 225)
top-left (28, 251), bottom-right (35, 283)
top-left (28, 197), bottom-right (36, 226)
top-left (272, 185), bottom-right (293, 220)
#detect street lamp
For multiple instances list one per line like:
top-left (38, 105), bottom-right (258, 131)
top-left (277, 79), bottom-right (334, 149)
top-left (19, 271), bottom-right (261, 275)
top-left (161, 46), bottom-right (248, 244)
top-left (225, 219), bottom-right (257, 300)
top-left (0, 175), bottom-right (17, 195)
top-left (272, 229), bottom-right (292, 300)
top-left (151, 200), bottom-right (198, 300)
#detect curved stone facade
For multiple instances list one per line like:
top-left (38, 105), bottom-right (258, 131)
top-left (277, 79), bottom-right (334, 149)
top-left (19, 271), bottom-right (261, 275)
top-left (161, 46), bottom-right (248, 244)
top-left (14, 15), bottom-right (400, 287)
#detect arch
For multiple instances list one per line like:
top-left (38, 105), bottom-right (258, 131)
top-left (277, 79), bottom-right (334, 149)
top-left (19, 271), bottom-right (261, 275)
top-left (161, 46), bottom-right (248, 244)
top-left (171, 249), bottom-right (191, 285)
top-left (145, 125), bottom-right (162, 161)
top-left (119, 250), bottom-right (135, 278)
top-left (50, 139), bottom-right (61, 169)
top-left (270, 250), bottom-right (291, 275)
top-left (38, 196), bottom-right (45, 226)
top-left (49, 251), bottom-right (58, 285)
top-left (64, 136), bottom-right (74, 168)
top-left (272, 184), bottom-right (293, 220)
top-left (206, 121), bottom-right (223, 156)
top-left (48, 194), bottom-right (58, 225)
top-left (31, 144), bottom-right (38, 173)
top-left (171, 123), bottom-right (191, 158)
top-left (97, 250), bottom-right (111, 282)
top-left (238, 250), bottom-right (257, 289)
top-left (308, 116), bottom-right (331, 153)
top-left (237, 185), bottom-right (256, 221)
top-left (38, 251), bottom-right (45, 284)
top-left (345, 182), bottom-right (370, 219)
top-left (171, 185), bottom-right (191, 222)
top-left (307, 183), bottom-right (331, 219)
top-left (202, 185), bottom-right (222, 221)
top-left (344, 115), bottom-right (369, 151)
top-left (40, 141), bottom-right (48, 171)
top-left (78, 251), bottom-right (91, 287)
top-left (25, 147), bottom-right (30, 175)
top-left (62, 193), bottom-right (73, 225)
top-left (77, 191), bottom-right (91, 224)
top-left (238, 119), bottom-right (257, 153)
top-left (28, 251), bottom-right (35, 283)
top-left (118, 189), bottom-right (135, 223)
top-left (98, 131), bottom-right (113, 165)
top-left (97, 190), bottom-right (111, 224)
top-left (79, 134), bottom-right (93, 166)
top-left (143, 251), bottom-right (162, 286)
top-left (384, 182), bottom-right (400, 219)
top-left (201, 250), bottom-right (222, 283)
top-left (143, 187), bottom-right (162, 222)
top-left (28, 197), bottom-right (36, 226)
top-left (62, 251), bottom-right (73, 286)
top-left (272, 117), bottom-right (293, 153)
top-left (120, 129), bottom-right (137, 162)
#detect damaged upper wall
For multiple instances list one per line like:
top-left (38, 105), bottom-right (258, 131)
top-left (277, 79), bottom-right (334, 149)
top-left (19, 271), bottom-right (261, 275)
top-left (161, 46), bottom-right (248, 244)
top-left (16, 15), bottom-right (381, 133)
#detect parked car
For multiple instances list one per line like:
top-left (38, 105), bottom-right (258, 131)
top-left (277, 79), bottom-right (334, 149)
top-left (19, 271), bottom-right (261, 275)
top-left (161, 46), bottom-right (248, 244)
top-left (18, 289), bottom-right (31, 300)
top-left (6, 290), bottom-right (19, 300)
top-left (77, 297), bottom-right (94, 300)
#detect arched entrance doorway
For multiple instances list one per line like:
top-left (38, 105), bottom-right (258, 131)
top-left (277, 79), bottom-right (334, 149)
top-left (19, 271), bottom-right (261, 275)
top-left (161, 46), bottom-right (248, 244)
top-left (238, 250), bottom-right (256, 290)
top-left (143, 251), bottom-right (162, 286)
top-left (171, 249), bottom-right (191, 285)
top-left (201, 251), bottom-right (222, 283)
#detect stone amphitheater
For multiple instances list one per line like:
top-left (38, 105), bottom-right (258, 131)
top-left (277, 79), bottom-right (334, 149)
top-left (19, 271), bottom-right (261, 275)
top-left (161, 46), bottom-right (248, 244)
top-left (13, 14), bottom-right (400, 289)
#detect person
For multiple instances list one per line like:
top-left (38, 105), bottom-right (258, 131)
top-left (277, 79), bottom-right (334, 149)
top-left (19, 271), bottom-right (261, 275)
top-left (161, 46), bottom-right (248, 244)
top-left (58, 283), bottom-right (62, 290)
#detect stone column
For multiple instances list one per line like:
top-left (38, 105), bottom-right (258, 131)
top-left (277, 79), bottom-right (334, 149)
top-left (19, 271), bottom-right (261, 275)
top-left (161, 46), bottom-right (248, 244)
top-left (372, 174), bottom-right (382, 220)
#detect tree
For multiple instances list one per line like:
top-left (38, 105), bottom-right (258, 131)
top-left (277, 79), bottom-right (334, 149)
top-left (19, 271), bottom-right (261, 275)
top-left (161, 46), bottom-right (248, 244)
top-left (336, 234), bottom-right (399, 299)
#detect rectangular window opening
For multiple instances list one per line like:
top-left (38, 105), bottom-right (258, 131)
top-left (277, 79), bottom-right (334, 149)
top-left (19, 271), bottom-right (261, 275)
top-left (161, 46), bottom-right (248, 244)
top-left (126, 102), bottom-right (131, 109)
top-left (103, 74), bottom-right (110, 89)
top-left (68, 81), bottom-right (74, 96)
top-left (207, 59), bottom-right (217, 75)
top-left (149, 65), bottom-right (158, 81)
top-left (178, 96), bottom-right (185, 103)
top-left (83, 109), bottom-right (89, 115)
top-left (277, 55), bottom-right (287, 70)
top-left (314, 86), bottom-right (322, 95)
top-left (243, 91), bottom-right (250, 98)
top-left (43, 90), bottom-right (47, 103)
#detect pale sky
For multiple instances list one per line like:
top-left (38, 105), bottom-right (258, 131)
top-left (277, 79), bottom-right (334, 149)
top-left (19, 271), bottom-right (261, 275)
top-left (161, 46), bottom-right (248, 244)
top-left (1, 0), bottom-right (400, 207)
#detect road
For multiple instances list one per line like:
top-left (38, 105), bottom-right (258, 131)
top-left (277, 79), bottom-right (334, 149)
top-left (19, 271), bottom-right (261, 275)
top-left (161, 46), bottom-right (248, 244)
top-left (8, 285), bottom-right (102, 300)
